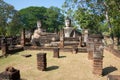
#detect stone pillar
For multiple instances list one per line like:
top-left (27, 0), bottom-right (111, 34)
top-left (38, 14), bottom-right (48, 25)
top-left (87, 34), bottom-right (103, 60)
top-left (59, 29), bottom-right (64, 48)
top-left (21, 28), bottom-right (25, 46)
top-left (37, 53), bottom-right (47, 71)
top-left (1, 37), bottom-right (8, 56)
top-left (93, 57), bottom-right (103, 76)
top-left (53, 48), bottom-right (59, 58)
top-left (72, 47), bottom-right (78, 54)
top-left (87, 38), bottom-right (94, 60)
top-left (93, 37), bottom-right (104, 76)
top-left (78, 36), bottom-right (82, 47)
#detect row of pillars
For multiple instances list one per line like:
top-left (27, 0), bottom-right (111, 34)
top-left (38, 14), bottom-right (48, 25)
top-left (37, 47), bottom-right (78, 71)
top-left (1, 28), bottom-right (25, 56)
top-left (87, 34), bottom-right (104, 76)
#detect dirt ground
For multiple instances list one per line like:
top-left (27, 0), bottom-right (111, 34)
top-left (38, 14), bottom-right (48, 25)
top-left (0, 49), bottom-right (120, 80)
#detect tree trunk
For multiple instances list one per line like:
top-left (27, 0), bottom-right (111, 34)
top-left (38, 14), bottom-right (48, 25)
top-left (117, 36), bottom-right (120, 45)
top-left (104, 2), bottom-right (114, 45)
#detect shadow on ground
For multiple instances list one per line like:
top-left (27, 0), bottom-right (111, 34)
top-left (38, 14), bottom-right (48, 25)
top-left (59, 56), bottom-right (66, 58)
top-left (102, 66), bottom-right (117, 76)
top-left (21, 78), bottom-right (27, 80)
top-left (46, 66), bottom-right (59, 71)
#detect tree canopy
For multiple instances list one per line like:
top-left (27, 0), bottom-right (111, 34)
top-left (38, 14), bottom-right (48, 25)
top-left (0, 0), bottom-right (64, 36)
top-left (0, 0), bottom-right (17, 36)
top-left (18, 6), bottom-right (64, 32)
top-left (62, 0), bottom-right (120, 44)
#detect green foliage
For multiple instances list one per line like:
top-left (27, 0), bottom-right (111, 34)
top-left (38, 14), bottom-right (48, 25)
top-left (18, 6), bottom-right (47, 30)
top-left (62, 0), bottom-right (106, 34)
top-left (0, 0), bottom-right (16, 36)
top-left (18, 6), bottom-right (64, 32)
top-left (62, 0), bottom-right (120, 39)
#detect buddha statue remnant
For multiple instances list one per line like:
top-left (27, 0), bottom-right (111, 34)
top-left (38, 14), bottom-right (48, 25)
top-left (64, 17), bottom-right (74, 37)
top-left (31, 20), bottom-right (43, 47)
top-left (83, 29), bottom-right (88, 46)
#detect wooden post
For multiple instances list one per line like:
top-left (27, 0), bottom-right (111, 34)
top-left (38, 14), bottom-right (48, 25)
top-left (21, 28), bottom-right (25, 46)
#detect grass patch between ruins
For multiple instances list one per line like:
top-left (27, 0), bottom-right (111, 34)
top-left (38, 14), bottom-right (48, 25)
top-left (0, 50), bottom-right (120, 80)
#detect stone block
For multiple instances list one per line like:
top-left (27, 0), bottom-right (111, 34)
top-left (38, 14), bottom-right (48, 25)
top-left (0, 67), bottom-right (20, 80)
top-left (37, 53), bottom-right (47, 71)
top-left (53, 48), bottom-right (59, 58)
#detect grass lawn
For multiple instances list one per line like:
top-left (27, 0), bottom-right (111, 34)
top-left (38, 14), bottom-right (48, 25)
top-left (0, 49), bottom-right (120, 80)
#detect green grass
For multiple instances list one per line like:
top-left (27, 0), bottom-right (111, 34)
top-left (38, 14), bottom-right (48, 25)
top-left (0, 50), bottom-right (120, 80)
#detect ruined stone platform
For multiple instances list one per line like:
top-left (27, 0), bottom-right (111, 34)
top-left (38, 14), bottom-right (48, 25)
top-left (24, 46), bottom-right (87, 53)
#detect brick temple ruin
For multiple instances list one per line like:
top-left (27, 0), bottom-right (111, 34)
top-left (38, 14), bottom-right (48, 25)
top-left (1, 18), bottom-right (120, 80)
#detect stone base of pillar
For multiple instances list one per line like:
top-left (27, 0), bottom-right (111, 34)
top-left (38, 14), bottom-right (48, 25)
top-left (88, 51), bottom-right (93, 60)
top-left (93, 58), bottom-right (103, 76)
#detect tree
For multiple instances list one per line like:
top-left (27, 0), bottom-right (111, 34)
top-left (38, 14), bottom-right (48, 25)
top-left (7, 12), bottom-right (23, 36)
top-left (18, 6), bottom-right (64, 32)
top-left (45, 6), bottom-right (64, 32)
top-left (0, 0), bottom-right (16, 35)
top-left (62, 0), bottom-right (105, 34)
top-left (18, 6), bottom-right (47, 30)
top-left (62, 0), bottom-right (120, 45)
top-left (106, 0), bottom-right (120, 45)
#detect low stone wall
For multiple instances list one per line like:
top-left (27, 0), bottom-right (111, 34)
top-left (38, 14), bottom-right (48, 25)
top-left (105, 46), bottom-right (120, 58)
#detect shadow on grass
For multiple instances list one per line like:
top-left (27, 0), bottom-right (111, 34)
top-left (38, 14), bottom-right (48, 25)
top-left (21, 78), bottom-right (27, 80)
top-left (46, 66), bottom-right (59, 71)
top-left (102, 66), bottom-right (117, 76)
top-left (59, 56), bottom-right (66, 58)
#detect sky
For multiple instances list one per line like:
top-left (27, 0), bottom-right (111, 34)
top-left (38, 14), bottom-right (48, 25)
top-left (4, 0), bottom-right (65, 10)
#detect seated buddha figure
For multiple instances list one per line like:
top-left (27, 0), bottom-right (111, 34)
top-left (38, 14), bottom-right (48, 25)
top-left (31, 20), bottom-right (43, 46)
top-left (64, 17), bottom-right (74, 37)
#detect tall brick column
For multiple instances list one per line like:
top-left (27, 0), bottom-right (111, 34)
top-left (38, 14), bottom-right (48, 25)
top-left (92, 35), bottom-right (104, 76)
top-left (87, 34), bottom-right (103, 60)
top-left (1, 37), bottom-right (8, 56)
top-left (37, 53), bottom-right (47, 71)
top-left (87, 39), bottom-right (94, 60)
top-left (53, 48), bottom-right (59, 58)
top-left (93, 57), bottom-right (103, 75)
top-left (21, 28), bottom-right (25, 46)
top-left (59, 29), bottom-right (64, 48)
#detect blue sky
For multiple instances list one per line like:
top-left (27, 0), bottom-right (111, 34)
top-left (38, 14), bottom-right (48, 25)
top-left (4, 0), bottom-right (65, 10)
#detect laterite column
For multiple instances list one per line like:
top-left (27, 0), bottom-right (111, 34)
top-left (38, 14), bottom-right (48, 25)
top-left (21, 28), bottom-right (25, 46)
top-left (87, 37), bottom-right (94, 60)
top-left (93, 35), bottom-right (104, 76)
top-left (53, 48), bottom-right (59, 58)
top-left (37, 53), bottom-right (47, 71)
top-left (59, 29), bottom-right (64, 48)
top-left (1, 37), bottom-right (8, 56)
